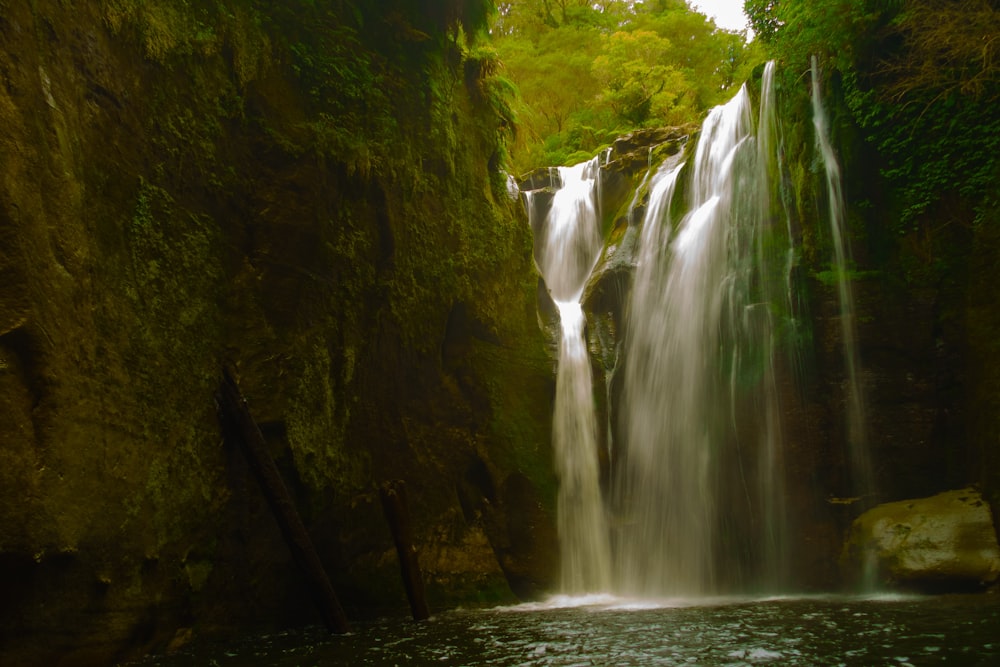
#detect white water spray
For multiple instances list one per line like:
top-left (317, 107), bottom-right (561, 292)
top-left (532, 157), bottom-right (612, 592)
top-left (616, 87), bottom-right (761, 595)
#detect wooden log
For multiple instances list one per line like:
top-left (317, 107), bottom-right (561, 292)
top-left (216, 369), bottom-right (349, 634)
top-left (379, 479), bottom-right (431, 621)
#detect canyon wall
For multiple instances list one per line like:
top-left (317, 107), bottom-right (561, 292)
top-left (0, 2), bottom-right (557, 664)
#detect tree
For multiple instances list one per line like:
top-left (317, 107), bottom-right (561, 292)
top-left (632, 3), bottom-right (758, 109)
top-left (751, 0), bottom-right (1000, 228)
top-left (498, 23), bottom-right (604, 150)
top-left (492, 0), bottom-right (760, 169)
top-left (495, 0), bottom-right (629, 35)
top-left (871, 0), bottom-right (1000, 104)
top-left (744, 0), bottom-right (782, 44)
top-left (592, 30), bottom-right (687, 125)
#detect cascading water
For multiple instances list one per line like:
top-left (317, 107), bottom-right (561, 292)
top-left (810, 57), bottom-right (873, 503)
top-left (531, 157), bottom-right (612, 593)
top-left (749, 60), bottom-right (791, 590)
top-left (614, 158), bottom-right (705, 595)
top-left (528, 63), bottom-right (803, 596)
top-left (759, 62), bottom-right (798, 323)
top-left (614, 80), bottom-right (792, 595)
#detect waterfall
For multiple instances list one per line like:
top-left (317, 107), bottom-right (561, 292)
top-left (759, 61), bottom-right (797, 321)
top-left (810, 57), bottom-right (873, 503)
top-left (531, 157), bottom-right (612, 593)
top-left (616, 85), bottom-right (783, 595)
top-left (751, 60), bottom-right (790, 590)
top-left (811, 57), bottom-right (877, 590)
top-left (614, 159), bottom-right (701, 595)
top-left (528, 62), bottom-right (802, 596)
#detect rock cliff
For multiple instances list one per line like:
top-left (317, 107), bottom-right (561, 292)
top-left (0, 2), bottom-right (556, 664)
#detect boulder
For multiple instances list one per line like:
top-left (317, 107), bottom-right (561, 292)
top-left (610, 126), bottom-right (695, 158)
top-left (841, 488), bottom-right (1000, 591)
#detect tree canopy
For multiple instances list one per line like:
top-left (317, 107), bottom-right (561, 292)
top-left (490, 0), bottom-right (761, 172)
top-left (746, 0), bottom-right (1000, 231)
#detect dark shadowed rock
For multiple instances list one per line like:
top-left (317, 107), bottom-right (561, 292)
top-left (0, 2), bottom-right (558, 664)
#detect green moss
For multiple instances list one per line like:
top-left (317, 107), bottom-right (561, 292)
top-left (1, 3), bottom-right (554, 660)
top-left (101, 0), bottom-right (220, 62)
top-left (285, 343), bottom-right (370, 507)
top-left (812, 268), bottom-right (880, 287)
top-left (467, 293), bottom-right (557, 512)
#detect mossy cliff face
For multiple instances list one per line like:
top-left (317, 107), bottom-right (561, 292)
top-left (0, 1), bottom-right (556, 664)
top-left (751, 66), bottom-right (998, 588)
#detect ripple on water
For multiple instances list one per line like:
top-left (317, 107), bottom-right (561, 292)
top-left (121, 594), bottom-right (1000, 666)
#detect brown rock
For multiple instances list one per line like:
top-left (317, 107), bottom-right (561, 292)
top-left (841, 488), bottom-right (1000, 591)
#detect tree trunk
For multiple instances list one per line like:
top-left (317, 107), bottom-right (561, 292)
top-left (216, 369), bottom-right (350, 634)
top-left (380, 479), bottom-right (431, 621)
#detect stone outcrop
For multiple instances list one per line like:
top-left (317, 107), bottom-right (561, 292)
top-left (519, 126), bottom-right (691, 329)
top-left (841, 488), bottom-right (1000, 591)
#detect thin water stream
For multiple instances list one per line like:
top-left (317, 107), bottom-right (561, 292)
top-left (811, 56), bottom-right (873, 505)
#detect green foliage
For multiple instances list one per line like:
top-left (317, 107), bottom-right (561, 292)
top-left (752, 0), bottom-right (1000, 241)
top-left (631, 4), bottom-right (755, 109)
top-left (400, 0), bottom-right (498, 40)
top-left (863, 91), bottom-right (1000, 230)
top-left (813, 267), bottom-right (880, 287)
top-left (464, 44), bottom-right (519, 154)
top-left (465, 43), bottom-right (505, 82)
top-left (744, 0), bottom-right (781, 43)
top-left (592, 30), bottom-right (685, 125)
top-left (493, 0), bottom-right (762, 172)
top-left (288, 26), bottom-right (377, 105)
top-left (496, 0), bottom-right (625, 36)
top-left (497, 21), bottom-right (605, 145)
top-left (101, 0), bottom-right (219, 61)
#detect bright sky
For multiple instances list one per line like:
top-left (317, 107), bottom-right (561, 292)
top-left (688, 0), bottom-right (751, 34)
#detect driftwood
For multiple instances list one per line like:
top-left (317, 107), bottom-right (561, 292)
top-left (379, 479), bottom-right (431, 621)
top-left (216, 369), bottom-right (349, 634)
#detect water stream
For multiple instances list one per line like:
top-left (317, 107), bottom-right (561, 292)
top-left (614, 74), bottom-right (794, 595)
top-left (533, 157), bottom-right (612, 592)
top-left (811, 56), bottom-right (873, 504)
top-left (619, 83), bottom-right (753, 596)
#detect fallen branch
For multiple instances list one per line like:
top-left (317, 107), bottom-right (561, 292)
top-left (380, 479), bottom-right (430, 621)
top-left (216, 368), bottom-right (349, 634)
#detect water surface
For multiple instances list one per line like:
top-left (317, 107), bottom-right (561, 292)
top-left (128, 593), bottom-right (1000, 666)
